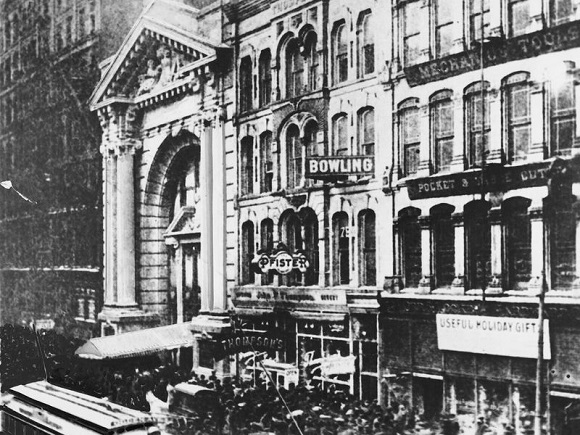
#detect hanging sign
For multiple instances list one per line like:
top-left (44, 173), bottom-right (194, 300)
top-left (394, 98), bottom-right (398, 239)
top-left (253, 250), bottom-right (309, 275)
top-left (305, 156), bottom-right (375, 179)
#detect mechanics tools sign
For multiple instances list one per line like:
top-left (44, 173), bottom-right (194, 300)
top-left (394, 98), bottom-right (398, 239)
top-left (436, 314), bottom-right (551, 359)
top-left (253, 250), bottom-right (309, 275)
top-left (306, 156), bottom-right (374, 178)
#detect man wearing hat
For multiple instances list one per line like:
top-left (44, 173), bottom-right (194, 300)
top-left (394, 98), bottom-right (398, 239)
top-left (475, 415), bottom-right (489, 435)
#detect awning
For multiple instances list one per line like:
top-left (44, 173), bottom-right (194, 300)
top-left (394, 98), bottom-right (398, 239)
top-left (75, 323), bottom-right (195, 360)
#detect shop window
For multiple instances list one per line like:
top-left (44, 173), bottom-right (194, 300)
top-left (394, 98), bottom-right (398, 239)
top-left (302, 208), bottom-right (319, 286)
top-left (469, 0), bottom-right (491, 43)
top-left (240, 56), bottom-right (253, 112)
top-left (260, 219), bottom-right (274, 285)
top-left (431, 90), bottom-right (454, 173)
top-left (399, 207), bottom-right (422, 288)
top-left (401, 0), bottom-right (422, 66)
top-left (509, 0), bottom-right (531, 36)
top-left (357, 12), bottom-right (374, 77)
top-left (259, 131), bottom-right (273, 193)
top-left (333, 114), bottom-right (349, 156)
top-left (546, 191), bottom-right (576, 289)
top-left (431, 204), bottom-right (455, 288)
top-left (280, 211), bottom-right (302, 286)
top-left (333, 22), bottom-right (348, 84)
top-left (503, 198), bottom-right (531, 290)
top-left (504, 72), bottom-right (531, 163)
top-left (240, 136), bottom-right (254, 195)
top-left (286, 124), bottom-right (303, 189)
top-left (286, 38), bottom-right (303, 98)
top-left (433, 0), bottom-right (453, 57)
top-left (358, 108), bottom-right (375, 156)
top-left (358, 210), bottom-right (376, 286)
top-left (258, 49), bottom-right (271, 107)
top-left (304, 31), bottom-right (319, 91)
top-left (551, 0), bottom-right (575, 25)
top-left (465, 81), bottom-right (490, 168)
top-left (447, 378), bottom-right (476, 426)
top-left (465, 201), bottom-right (491, 291)
top-left (399, 100), bottom-right (420, 177)
top-left (550, 63), bottom-right (576, 156)
top-left (241, 221), bottom-right (255, 285)
top-left (333, 212), bottom-right (350, 285)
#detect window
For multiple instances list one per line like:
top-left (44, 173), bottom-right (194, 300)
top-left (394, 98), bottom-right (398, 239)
top-left (240, 56), bottom-right (253, 112)
top-left (505, 73), bottom-right (531, 163)
top-left (402, 0), bottom-right (422, 66)
top-left (260, 219), bottom-right (274, 285)
top-left (465, 82), bottom-right (490, 168)
top-left (431, 205), bottom-right (455, 288)
top-left (465, 201), bottom-right (491, 291)
top-left (358, 108), bottom-right (375, 156)
top-left (469, 0), bottom-right (490, 43)
top-left (503, 198), bottom-right (531, 290)
top-left (546, 191), bottom-right (576, 289)
top-left (259, 132), bottom-right (273, 193)
top-left (551, 65), bottom-right (575, 156)
top-left (398, 208), bottom-right (421, 288)
top-left (286, 38), bottom-right (303, 98)
top-left (240, 137), bottom-right (254, 195)
top-left (305, 32), bottom-right (319, 91)
top-left (302, 209), bottom-right (319, 286)
top-left (241, 221), bottom-right (255, 285)
top-left (304, 121), bottom-right (320, 157)
top-left (333, 114), bottom-right (349, 156)
top-left (358, 13), bottom-right (374, 77)
top-left (431, 91), bottom-right (454, 172)
top-left (259, 49), bottom-right (271, 106)
top-left (434, 0), bottom-right (453, 57)
top-left (286, 124), bottom-right (302, 189)
top-left (358, 210), bottom-right (376, 286)
top-left (551, 0), bottom-right (574, 25)
top-left (399, 101), bottom-right (420, 176)
top-left (509, 0), bottom-right (531, 37)
top-left (334, 23), bottom-right (348, 83)
top-left (333, 212), bottom-right (350, 285)
top-left (280, 212), bottom-right (302, 286)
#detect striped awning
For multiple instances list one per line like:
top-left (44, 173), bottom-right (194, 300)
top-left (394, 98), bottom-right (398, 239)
top-left (75, 323), bottom-right (195, 360)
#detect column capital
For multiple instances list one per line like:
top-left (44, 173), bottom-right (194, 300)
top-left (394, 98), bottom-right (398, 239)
top-left (451, 212), bottom-right (464, 225)
top-left (418, 215), bottom-right (431, 228)
top-left (488, 207), bottom-right (502, 224)
top-left (98, 104), bottom-right (142, 156)
top-left (529, 206), bottom-right (543, 220)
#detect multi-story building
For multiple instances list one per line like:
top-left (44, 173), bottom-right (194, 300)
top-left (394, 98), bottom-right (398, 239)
top-left (0, 0), bottom-right (143, 336)
top-left (380, 0), bottom-right (580, 433)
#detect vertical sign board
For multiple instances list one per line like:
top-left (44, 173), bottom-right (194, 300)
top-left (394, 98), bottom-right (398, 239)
top-left (436, 314), bottom-right (551, 359)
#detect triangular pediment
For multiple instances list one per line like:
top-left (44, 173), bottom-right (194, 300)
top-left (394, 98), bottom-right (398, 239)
top-left (165, 206), bottom-right (200, 238)
top-left (90, 0), bottom-right (228, 109)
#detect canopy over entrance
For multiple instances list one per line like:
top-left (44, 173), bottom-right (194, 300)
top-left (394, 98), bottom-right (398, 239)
top-left (75, 323), bottom-right (195, 360)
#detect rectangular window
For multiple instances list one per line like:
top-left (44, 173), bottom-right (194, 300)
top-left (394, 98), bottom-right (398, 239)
top-left (259, 51), bottom-right (271, 106)
top-left (434, 0), bottom-right (454, 57)
top-left (335, 25), bottom-right (348, 83)
top-left (551, 76), bottom-right (575, 155)
top-left (551, 0), bottom-right (574, 25)
top-left (432, 99), bottom-right (454, 172)
top-left (466, 91), bottom-right (490, 167)
top-left (509, 0), bottom-right (531, 37)
top-left (260, 133), bottom-right (273, 193)
top-left (403, 1), bottom-right (422, 66)
top-left (469, 0), bottom-right (490, 42)
top-left (401, 107), bottom-right (420, 176)
top-left (241, 138), bottom-right (253, 195)
top-left (507, 82), bottom-right (531, 162)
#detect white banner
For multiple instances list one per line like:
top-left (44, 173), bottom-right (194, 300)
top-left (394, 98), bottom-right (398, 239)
top-left (436, 314), bottom-right (551, 360)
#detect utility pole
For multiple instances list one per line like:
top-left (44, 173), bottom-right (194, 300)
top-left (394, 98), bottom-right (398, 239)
top-left (534, 271), bottom-right (547, 435)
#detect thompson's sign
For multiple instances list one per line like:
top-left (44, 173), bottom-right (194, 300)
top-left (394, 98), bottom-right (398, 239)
top-left (306, 156), bottom-right (374, 178)
top-left (405, 19), bottom-right (580, 86)
top-left (406, 162), bottom-right (550, 199)
top-left (253, 250), bottom-right (309, 275)
top-left (219, 332), bottom-right (285, 356)
top-left (436, 314), bottom-right (551, 359)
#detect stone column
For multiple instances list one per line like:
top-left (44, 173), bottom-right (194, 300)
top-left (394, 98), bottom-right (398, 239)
top-left (529, 82), bottom-right (546, 161)
top-left (175, 244), bottom-right (184, 323)
top-left (528, 206), bottom-right (544, 292)
top-left (104, 153), bottom-right (117, 306)
top-left (418, 215), bottom-right (432, 293)
top-left (212, 111), bottom-right (227, 312)
top-left (451, 212), bottom-right (465, 290)
top-left (417, 105), bottom-right (431, 176)
top-left (199, 118), bottom-right (214, 313)
top-left (487, 207), bottom-right (503, 294)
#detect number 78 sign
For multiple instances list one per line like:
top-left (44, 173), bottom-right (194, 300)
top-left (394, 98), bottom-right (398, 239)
top-left (253, 250), bottom-right (310, 275)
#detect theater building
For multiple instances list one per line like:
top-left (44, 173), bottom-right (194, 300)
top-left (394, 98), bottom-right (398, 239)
top-left (380, 0), bottom-right (580, 432)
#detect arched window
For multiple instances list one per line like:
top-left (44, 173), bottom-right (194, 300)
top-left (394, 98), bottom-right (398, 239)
top-left (240, 56), bottom-right (253, 112)
top-left (259, 131), bottom-right (273, 193)
top-left (302, 209), bottom-right (319, 286)
top-left (333, 23), bottom-right (348, 84)
top-left (358, 108), bottom-right (375, 156)
top-left (304, 31), bottom-right (319, 91)
top-left (504, 72), bottom-right (531, 163)
top-left (399, 207), bottom-right (421, 288)
top-left (241, 221), bottom-right (255, 285)
top-left (503, 198), bottom-right (531, 290)
top-left (240, 136), bottom-right (254, 195)
top-left (333, 212), bottom-right (350, 285)
top-left (431, 90), bottom-right (454, 173)
top-left (260, 218), bottom-right (274, 285)
top-left (280, 212), bottom-right (302, 286)
top-left (465, 81), bottom-right (490, 168)
top-left (286, 124), bottom-right (302, 189)
top-left (431, 204), bottom-right (455, 289)
top-left (333, 114), bottom-right (348, 156)
top-left (286, 38), bottom-right (303, 98)
top-left (464, 201), bottom-right (491, 291)
top-left (259, 49), bottom-right (272, 106)
top-left (358, 210), bottom-right (376, 286)
top-left (358, 12), bottom-right (374, 77)
top-left (399, 100), bottom-right (420, 176)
